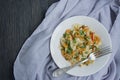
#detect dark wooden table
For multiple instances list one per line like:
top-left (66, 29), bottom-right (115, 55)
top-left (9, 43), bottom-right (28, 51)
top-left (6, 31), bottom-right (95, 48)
top-left (0, 0), bottom-right (58, 80)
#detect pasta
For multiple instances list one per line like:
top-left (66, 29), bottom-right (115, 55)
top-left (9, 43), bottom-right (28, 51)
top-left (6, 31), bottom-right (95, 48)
top-left (60, 24), bottom-right (102, 66)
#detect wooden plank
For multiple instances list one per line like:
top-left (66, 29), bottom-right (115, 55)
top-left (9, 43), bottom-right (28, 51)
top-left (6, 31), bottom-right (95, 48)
top-left (0, 0), bottom-right (58, 80)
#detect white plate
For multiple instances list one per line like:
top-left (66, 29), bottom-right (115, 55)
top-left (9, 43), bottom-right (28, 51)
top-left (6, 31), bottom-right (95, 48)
top-left (50, 16), bottom-right (112, 76)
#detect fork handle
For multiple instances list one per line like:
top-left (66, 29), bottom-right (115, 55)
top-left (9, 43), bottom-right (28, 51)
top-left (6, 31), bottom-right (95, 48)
top-left (52, 59), bottom-right (88, 77)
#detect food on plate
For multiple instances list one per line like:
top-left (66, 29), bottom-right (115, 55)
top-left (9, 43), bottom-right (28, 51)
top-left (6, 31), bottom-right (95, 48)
top-left (60, 24), bottom-right (102, 66)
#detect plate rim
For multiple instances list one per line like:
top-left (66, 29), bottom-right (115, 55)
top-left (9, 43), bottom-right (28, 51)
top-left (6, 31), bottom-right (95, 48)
top-left (50, 16), bottom-right (112, 76)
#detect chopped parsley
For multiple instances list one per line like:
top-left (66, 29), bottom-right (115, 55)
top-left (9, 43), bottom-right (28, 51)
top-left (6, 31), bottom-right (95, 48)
top-left (80, 43), bottom-right (86, 48)
top-left (66, 40), bottom-right (70, 45)
top-left (73, 38), bottom-right (76, 43)
top-left (67, 47), bottom-right (72, 54)
top-left (63, 33), bottom-right (69, 38)
top-left (85, 51), bottom-right (88, 54)
top-left (79, 30), bottom-right (85, 35)
top-left (81, 58), bottom-right (86, 61)
top-left (84, 36), bottom-right (90, 41)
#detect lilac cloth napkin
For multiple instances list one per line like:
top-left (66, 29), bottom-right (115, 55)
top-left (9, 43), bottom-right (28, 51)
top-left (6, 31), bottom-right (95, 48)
top-left (14, 0), bottom-right (120, 80)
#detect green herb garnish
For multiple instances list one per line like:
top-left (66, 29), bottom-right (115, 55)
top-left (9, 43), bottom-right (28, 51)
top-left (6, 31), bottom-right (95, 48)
top-left (79, 30), bottom-right (85, 35)
top-left (89, 45), bottom-right (93, 49)
top-left (80, 43), bottom-right (86, 48)
top-left (73, 38), bottom-right (76, 43)
top-left (81, 58), bottom-right (86, 61)
top-left (67, 47), bottom-right (72, 54)
top-left (63, 33), bottom-right (69, 38)
top-left (94, 42), bottom-right (96, 44)
top-left (75, 52), bottom-right (79, 57)
top-left (84, 36), bottom-right (90, 41)
top-left (85, 51), bottom-right (88, 54)
top-left (67, 49), bottom-right (72, 54)
top-left (66, 40), bottom-right (70, 45)
top-left (94, 46), bottom-right (99, 51)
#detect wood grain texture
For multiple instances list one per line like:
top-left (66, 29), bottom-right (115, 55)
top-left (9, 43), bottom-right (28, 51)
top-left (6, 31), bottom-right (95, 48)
top-left (0, 0), bottom-right (58, 80)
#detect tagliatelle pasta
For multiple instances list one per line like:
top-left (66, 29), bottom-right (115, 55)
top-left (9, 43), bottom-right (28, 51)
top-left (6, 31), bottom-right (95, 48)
top-left (60, 24), bottom-right (102, 66)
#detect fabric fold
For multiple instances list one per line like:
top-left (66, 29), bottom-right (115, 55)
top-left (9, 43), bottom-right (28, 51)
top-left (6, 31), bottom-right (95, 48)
top-left (14, 0), bottom-right (120, 80)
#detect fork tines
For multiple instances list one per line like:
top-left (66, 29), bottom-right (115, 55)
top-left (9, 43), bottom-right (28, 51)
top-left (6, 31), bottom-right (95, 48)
top-left (95, 46), bottom-right (112, 58)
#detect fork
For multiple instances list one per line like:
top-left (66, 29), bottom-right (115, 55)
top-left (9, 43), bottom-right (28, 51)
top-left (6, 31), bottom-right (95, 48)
top-left (52, 46), bottom-right (112, 77)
